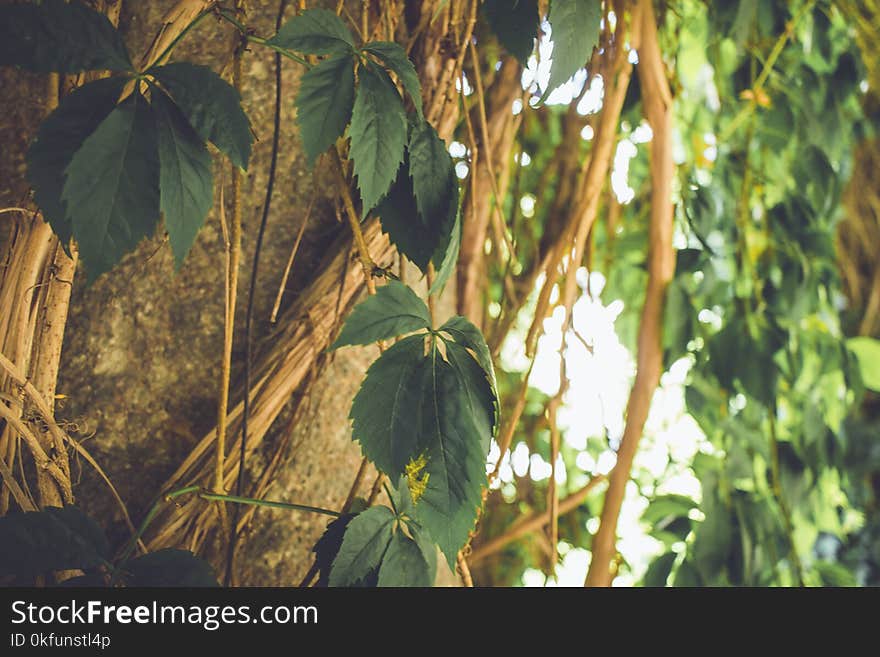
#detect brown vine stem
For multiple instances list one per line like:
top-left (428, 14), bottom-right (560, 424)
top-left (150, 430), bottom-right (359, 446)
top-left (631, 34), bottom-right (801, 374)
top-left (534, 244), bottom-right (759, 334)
top-left (457, 551), bottom-right (474, 587)
top-left (330, 148), bottom-right (379, 297)
top-left (270, 195), bottom-right (315, 322)
top-left (467, 41), bottom-right (519, 269)
top-left (469, 474), bottom-right (606, 564)
top-left (489, 357), bottom-right (535, 482)
top-left (0, 351), bottom-right (139, 542)
top-left (215, 2), bottom-right (247, 548)
top-left (0, 452), bottom-right (34, 512)
top-left (585, 0), bottom-right (675, 587)
top-left (524, 34), bottom-right (633, 359)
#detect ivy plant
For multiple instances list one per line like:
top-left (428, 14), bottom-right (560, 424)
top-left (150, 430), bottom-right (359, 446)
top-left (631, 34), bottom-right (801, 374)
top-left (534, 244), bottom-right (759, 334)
top-left (0, 505), bottom-right (217, 586)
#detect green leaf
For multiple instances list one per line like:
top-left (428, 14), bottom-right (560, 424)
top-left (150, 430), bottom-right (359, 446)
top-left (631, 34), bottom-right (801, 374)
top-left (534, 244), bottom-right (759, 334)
top-left (414, 348), bottom-right (490, 567)
top-left (124, 549), bottom-right (218, 587)
top-left (847, 337), bottom-right (880, 392)
top-left (62, 92), bottom-right (159, 281)
top-left (482, 0), bottom-right (539, 64)
top-left (350, 335), bottom-right (429, 474)
top-left (349, 64), bottom-right (408, 213)
top-left (0, 506), bottom-right (110, 577)
top-left (642, 494), bottom-right (698, 526)
top-left (151, 63), bottom-right (252, 170)
top-left (438, 316), bottom-right (497, 394)
top-left (269, 8), bottom-right (356, 55)
top-left (813, 560), bottom-right (857, 587)
top-left (643, 552), bottom-right (677, 587)
top-left (331, 280), bottom-right (431, 349)
top-left (377, 529), bottom-right (436, 587)
top-left (428, 203), bottom-right (461, 296)
top-left (329, 505), bottom-right (395, 587)
top-left (362, 41), bottom-right (423, 118)
top-left (443, 341), bottom-right (497, 454)
top-left (153, 89), bottom-right (213, 268)
top-left (312, 514), bottom-right (355, 587)
top-left (408, 121), bottom-right (455, 234)
top-left (296, 52), bottom-right (355, 166)
top-left (26, 76), bottom-right (128, 250)
top-left (543, 0), bottom-right (601, 99)
top-left (0, 0), bottom-right (131, 73)
top-left (672, 558), bottom-right (702, 587)
top-left (375, 160), bottom-right (436, 270)
top-left (692, 505), bottom-right (733, 582)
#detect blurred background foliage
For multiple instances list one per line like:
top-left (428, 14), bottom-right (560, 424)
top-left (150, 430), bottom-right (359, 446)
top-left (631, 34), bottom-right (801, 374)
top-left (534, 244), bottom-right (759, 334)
top-left (467, 0), bottom-right (880, 586)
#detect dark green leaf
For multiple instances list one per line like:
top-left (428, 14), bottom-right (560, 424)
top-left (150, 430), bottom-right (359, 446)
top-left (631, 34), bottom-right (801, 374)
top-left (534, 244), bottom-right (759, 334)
top-left (269, 8), bottom-right (356, 55)
top-left (312, 514), bottom-right (354, 587)
top-left (62, 92), bottom-right (159, 281)
top-left (377, 529), bottom-right (436, 587)
top-left (672, 558), bottom-right (702, 587)
top-left (27, 76), bottom-right (128, 250)
top-left (0, 0), bottom-right (131, 73)
top-left (543, 0), bottom-right (601, 99)
top-left (428, 203), bottom-right (461, 295)
top-left (414, 348), bottom-right (489, 567)
top-left (350, 335), bottom-right (429, 474)
top-left (329, 505), bottom-right (395, 587)
top-left (362, 41), bottom-right (423, 118)
top-left (124, 549), bottom-right (218, 587)
top-left (483, 0), bottom-right (539, 64)
top-left (296, 52), bottom-right (355, 166)
top-left (444, 341), bottom-right (497, 454)
top-left (438, 316), bottom-right (497, 394)
top-left (643, 552), bottom-right (677, 587)
top-left (153, 89), bottom-right (213, 268)
top-left (349, 64), bottom-right (408, 213)
top-left (331, 280), bottom-right (431, 349)
top-left (0, 506), bottom-right (109, 577)
top-left (408, 121), bottom-right (456, 240)
top-left (692, 505), bottom-right (733, 582)
top-left (151, 63), bottom-right (252, 170)
top-left (375, 160), bottom-right (436, 270)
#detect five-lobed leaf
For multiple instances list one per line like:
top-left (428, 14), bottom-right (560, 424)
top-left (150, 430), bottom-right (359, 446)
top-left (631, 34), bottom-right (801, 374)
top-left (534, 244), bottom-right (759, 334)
top-left (331, 280), bottom-right (431, 349)
top-left (349, 64), bottom-right (408, 214)
top-left (296, 52), bottom-right (356, 167)
top-left (62, 92), bottom-right (160, 281)
top-left (329, 505), bottom-right (395, 587)
top-left (376, 528), bottom-right (436, 587)
top-left (414, 347), bottom-right (490, 566)
top-left (151, 63), bottom-right (252, 170)
top-left (482, 0), bottom-right (539, 64)
top-left (543, 0), bottom-right (602, 99)
top-left (269, 8), bottom-right (356, 55)
top-left (362, 42), bottom-right (424, 118)
top-left (153, 89), bottom-right (213, 268)
top-left (27, 76), bottom-right (128, 250)
top-left (0, 0), bottom-right (131, 74)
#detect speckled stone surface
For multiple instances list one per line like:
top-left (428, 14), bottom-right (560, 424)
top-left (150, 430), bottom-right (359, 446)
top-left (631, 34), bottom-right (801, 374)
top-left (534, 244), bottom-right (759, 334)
top-left (0, 0), bottom-right (459, 585)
